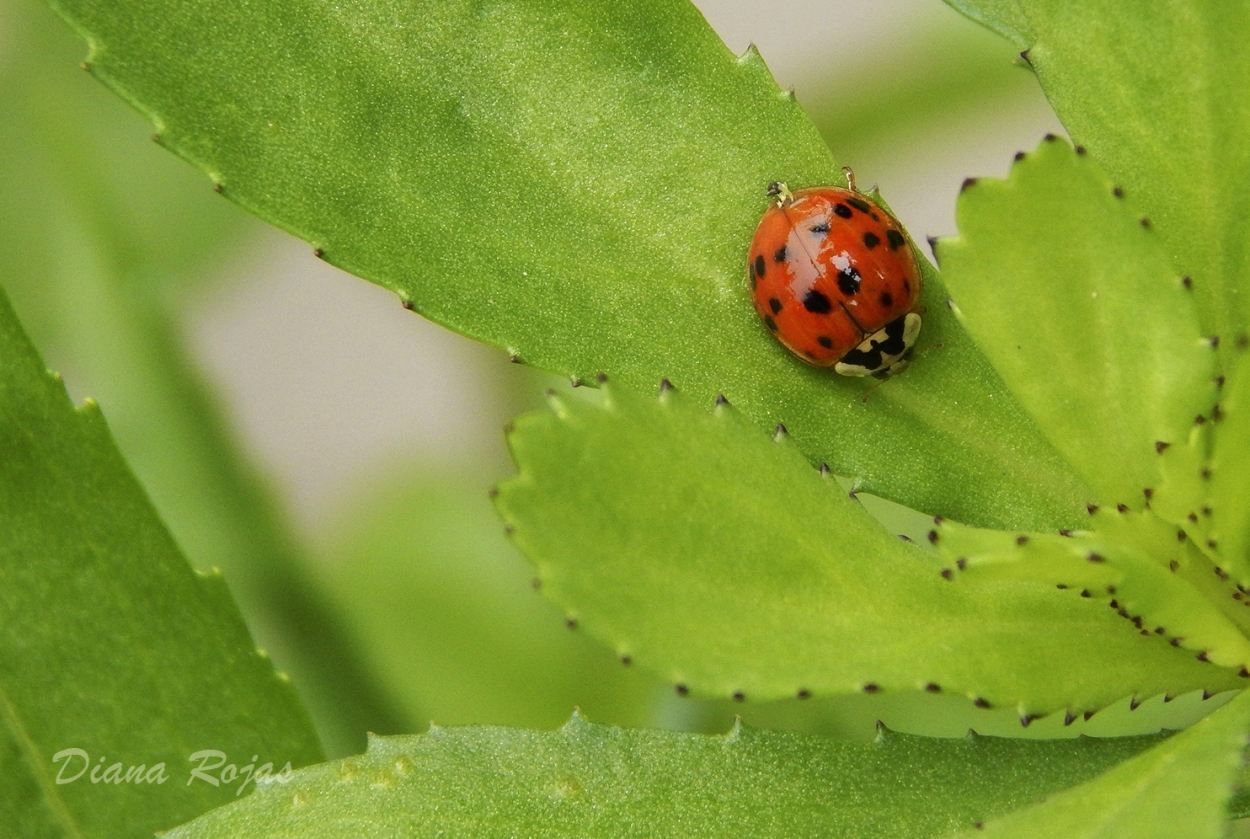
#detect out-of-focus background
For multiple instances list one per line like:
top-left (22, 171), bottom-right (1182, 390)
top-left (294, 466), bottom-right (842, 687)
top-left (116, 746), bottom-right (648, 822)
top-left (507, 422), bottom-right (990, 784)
top-left (1, 0), bottom-right (1228, 759)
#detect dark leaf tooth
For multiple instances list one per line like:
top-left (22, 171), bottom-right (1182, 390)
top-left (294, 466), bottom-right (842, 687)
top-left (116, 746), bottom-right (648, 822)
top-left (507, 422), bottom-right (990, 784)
top-left (565, 618), bottom-right (578, 630)
top-left (1083, 710), bottom-right (1096, 721)
top-left (595, 372), bottom-right (608, 383)
top-left (1215, 376), bottom-right (1225, 388)
top-left (1087, 552), bottom-right (1105, 563)
top-left (1080, 589), bottom-right (1091, 597)
top-left (819, 462), bottom-right (830, 475)
top-left (1182, 276), bottom-right (1193, 289)
top-left (973, 698), bottom-right (991, 709)
top-left (732, 692), bottom-right (745, 702)
top-left (1178, 530), bottom-right (1187, 542)
top-left (1013, 151), bottom-right (1026, 161)
top-left (1154, 626), bottom-right (1166, 634)
top-left (1015, 535), bottom-right (1029, 546)
top-left (1075, 145), bottom-right (1087, 155)
top-left (1059, 529), bottom-right (1073, 537)
top-left (1113, 186), bottom-right (1125, 198)
top-left (1169, 560), bottom-right (1180, 572)
top-left (1020, 714), bottom-right (1035, 728)
top-left (1087, 504), bottom-right (1100, 515)
top-left (531, 578), bottom-right (542, 590)
top-left (774, 423), bottom-right (788, 438)
top-left (1129, 696), bottom-right (1141, 710)
top-left (955, 558), bottom-right (967, 570)
top-left (1143, 488), bottom-right (1154, 501)
top-left (1203, 690), bottom-right (1214, 700)
top-left (1240, 667), bottom-right (1250, 678)
top-left (960, 177), bottom-right (978, 193)
top-left (1170, 637), bottom-right (1182, 646)
top-left (925, 683), bottom-right (941, 693)
top-left (1155, 440), bottom-right (1171, 453)
top-left (940, 568), bottom-right (954, 580)
top-left (620, 655), bottom-right (632, 666)
top-left (1162, 693), bottom-right (1174, 703)
top-left (1140, 217), bottom-right (1152, 229)
top-left (1044, 132), bottom-right (1058, 141)
top-left (400, 298), bottom-right (415, 310)
top-left (660, 378), bottom-right (674, 393)
top-left (1209, 336), bottom-right (1221, 348)
top-left (1063, 711), bottom-right (1076, 726)
top-left (1020, 49), bottom-right (1032, 64)
top-left (675, 684), bottom-right (689, 696)
top-left (862, 683), bottom-right (880, 694)
top-left (1116, 503), bottom-right (1129, 513)
top-left (933, 515), bottom-right (945, 525)
top-left (715, 394), bottom-right (729, 406)
top-left (928, 530), bottom-right (939, 543)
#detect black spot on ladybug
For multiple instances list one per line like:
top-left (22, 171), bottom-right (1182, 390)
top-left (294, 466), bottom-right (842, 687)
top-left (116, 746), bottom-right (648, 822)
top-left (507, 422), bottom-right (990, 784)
top-left (749, 274), bottom-right (756, 290)
top-left (833, 203), bottom-right (853, 219)
top-left (754, 255), bottom-right (765, 277)
top-left (769, 297), bottom-right (783, 314)
top-left (803, 289), bottom-right (833, 313)
top-left (902, 278), bottom-right (912, 293)
top-left (774, 246), bottom-right (787, 263)
top-left (887, 230), bottom-right (906, 251)
top-left (862, 231), bottom-right (880, 249)
top-left (879, 291), bottom-right (893, 308)
top-left (817, 336), bottom-right (834, 349)
top-left (837, 269), bottom-right (861, 297)
top-left (847, 197), bottom-right (873, 214)
top-left (763, 315), bottom-right (778, 332)
top-left (810, 221), bottom-right (831, 235)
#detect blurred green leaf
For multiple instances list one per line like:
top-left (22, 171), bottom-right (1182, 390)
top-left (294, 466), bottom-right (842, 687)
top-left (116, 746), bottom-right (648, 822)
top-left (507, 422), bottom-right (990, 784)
top-left (494, 382), bottom-right (1240, 713)
top-left (167, 715), bottom-right (1168, 838)
top-left (42, 0), bottom-right (1096, 530)
top-left (0, 284), bottom-right (322, 837)
top-left (937, 136), bottom-right (1215, 510)
top-left (0, 0), bottom-right (406, 756)
top-left (950, 686), bottom-right (1250, 838)
top-left (945, 0), bottom-right (1250, 347)
top-left (313, 466), bottom-right (662, 730)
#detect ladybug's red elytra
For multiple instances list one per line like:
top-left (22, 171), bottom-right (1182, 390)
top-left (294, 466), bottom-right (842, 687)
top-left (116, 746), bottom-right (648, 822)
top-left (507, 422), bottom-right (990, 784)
top-left (748, 174), bottom-right (922, 378)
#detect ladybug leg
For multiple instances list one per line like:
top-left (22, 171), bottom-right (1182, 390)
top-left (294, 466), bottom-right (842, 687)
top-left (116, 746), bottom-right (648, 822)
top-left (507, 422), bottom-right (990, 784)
top-left (766, 181), bottom-right (794, 207)
top-left (842, 166), bottom-right (858, 193)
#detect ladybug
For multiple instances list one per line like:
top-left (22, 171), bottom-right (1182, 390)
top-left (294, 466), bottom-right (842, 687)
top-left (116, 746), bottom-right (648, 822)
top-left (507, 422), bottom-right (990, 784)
top-left (747, 174), bottom-right (922, 378)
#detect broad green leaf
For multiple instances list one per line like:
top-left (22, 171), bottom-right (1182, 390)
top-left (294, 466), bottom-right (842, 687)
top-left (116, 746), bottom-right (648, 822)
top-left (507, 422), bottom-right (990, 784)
top-left (942, 0), bottom-right (1031, 47)
top-left (313, 466), bottom-right (663, 729)
top-left (0, 284), bottom-right (322, 836)
top-left (944, 0), bottom-right (1250, 346)
top-left (1208, 348), bottom-right (1250, 586)
top-left (43, 0), bottom-right (1096, 530)
top-left (0, 0), bottom-right (406, 756)
top-left (937, 136), bottom-right (1215, 509)
top-left (951, 685), bottom-right (1250, 839)
top-left (167, 714), bottom-right (1169, 839)
top-left (494, 382), bottom-right (1241, 716)
top-left (936, 512), bottom-right (1250, 675)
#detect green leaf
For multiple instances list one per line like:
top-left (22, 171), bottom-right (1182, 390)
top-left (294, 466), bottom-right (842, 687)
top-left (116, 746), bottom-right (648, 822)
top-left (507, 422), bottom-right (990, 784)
top-left (944, 0), bottom-right (1250, 346)
top-left (167, 714), bottom-right (1169, 838)
top-left (942, 0), bottom-right (1031, 47)
top-left (312, 466), bottom-right (663, 729)
top-left (0, 0), bottom-right (406, 756)
top-left (1208, 348), bottom-right (1250, 585)
top-left (0, 284), bottom-right (322, 836)
top-left (937, 136), bottom-right (1216, 509)
top-left (936, 511), bottom-right (1250, 674)
top-left (42, 0), bottom-right (1095, 530)
top-left (950, 686), bottom-right (1250, 839)
top-left (494, 381), bottom-right (1241, 715)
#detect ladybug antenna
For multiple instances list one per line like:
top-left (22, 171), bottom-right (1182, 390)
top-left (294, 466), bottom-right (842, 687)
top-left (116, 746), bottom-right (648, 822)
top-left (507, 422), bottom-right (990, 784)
top-left (766, 181), bottom-right (794, 207)
top-left (842, 166), bottom-right (858, 193)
